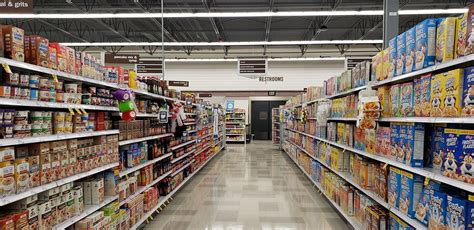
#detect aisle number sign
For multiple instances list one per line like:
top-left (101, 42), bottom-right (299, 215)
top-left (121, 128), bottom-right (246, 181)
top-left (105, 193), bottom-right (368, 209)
top-left (238, 59), bottom-right (267, 76)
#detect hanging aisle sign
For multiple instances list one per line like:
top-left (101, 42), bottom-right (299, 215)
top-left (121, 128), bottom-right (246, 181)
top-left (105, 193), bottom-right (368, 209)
top-left (238, 59), bottom-right (267, 76)
top-left (0, 0), bottom-right (33, 13)
top-left (135, 59), bottom-right (164, 78)
top-left (105, 54), bottom-right (140, 64)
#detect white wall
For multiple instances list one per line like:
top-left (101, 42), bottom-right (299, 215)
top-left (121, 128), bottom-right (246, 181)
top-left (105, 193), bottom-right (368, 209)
top-left (164, 60), bottom-right (344, 91)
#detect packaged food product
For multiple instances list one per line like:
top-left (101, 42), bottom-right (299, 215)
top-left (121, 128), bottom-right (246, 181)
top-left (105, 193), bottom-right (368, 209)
top-left (465, 5), bottom-right (474, 56)
top-left (462, 67), bottom-right (474, 116)
top-left (0, 147), bottom-right (14, 162)
top-left (388, 167), bottom-right (401, 208)
top-left (442, 68), bottom-right (464, 117)
top-left (2, 25), bottom-right (25, 62)
top-left (457, 129), bottom-right (474, 184)
top-left (405, 27), bottom-right (416, 73)
top-left (388, 37), bottom-right (397, 79)
top-left (414, 74), bottom-right (432, 117)
top-left (398, 124), bottom-right (407, 163)
top-left (456, 5), bottom-right (474, 57)
top-left (48, 45), bottom-right (57, 70)
top-left (382, 48), bottom-right (390, 80)
top-left (443, 128), bottom-right (460, 178)
top-left (29, 36), bottom-right (49, 67)
top-left (432, 125), bottom-right (446, 172)
top-left (400, 82), bottom-right (414, 117)
top-left (373, 51), bottom-right (381, 81)
top-left (446, 195), bottom-right (467, 230)
top-left (390, 84), bottom-right (401, 117)
top-left (396, 33), bottom-right (406, 76)
top-left (429, 191), bottom-right (447, 229)
top-left (405, 123), bottom-right (425, 167)
top-left (436, 17), bottom-right (457, 64)
top-left (431, 73), bottom-right (445, 117)
top-left (377, 86), bottom-right (390, 117)
top-left (0, 161), bottom-right (15, 197)
top-left (390, 123), bottom-right (400, 161)
top-left (415, 18), bottom-right (438, 70)
top-left (14, 158), bottom-right (29, 193)
top-left (399, 170), bottom-right (423, 218)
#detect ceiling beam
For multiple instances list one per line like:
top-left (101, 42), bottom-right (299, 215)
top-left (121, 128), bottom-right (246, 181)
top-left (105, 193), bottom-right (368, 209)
top-left (263, 0), bottom-right (274, 56)
top-left (134, 0), bottom-right (179, 42)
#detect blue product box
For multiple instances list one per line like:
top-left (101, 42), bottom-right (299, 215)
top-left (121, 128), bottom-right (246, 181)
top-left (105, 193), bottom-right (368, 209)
top-left (457, 129), bottom-right (474, 184)
top-left (390, 123), bottom-right (400, 161)
top-left (388, 167), bottom-right (401, 208)
top-left (415, 18), bottom-right (438, 70)
top-left (446, 195), bottom-right (467, 230)
top-left (432, 125), bottom-right (446, 171)
top-left (405, 27), bottom-right (416, 73)
top-left (443, 129), bottom-right (460, 179)
top-left (415, 180), bottom-right (441, 225)
top-left (389, 37), bottom-right (397, 79)
top-left (405, 123), bottom-right (425, 167)
top-left (399, 170), bottom-right (424, 218)
top-left (310, 160), bottom-right (318, 182)
top-left (430, 191), bottom-right (448, 229)
top-left (398, 124), bottom-right (407, 163)
top-left (389, 212), bottom-right (399, 230)
top-left (396, 32), bottom-right (407, 76)
top-left (462, 66), bottom-right (474, 116)
top-left (468, 194), bottom-right (474, 230)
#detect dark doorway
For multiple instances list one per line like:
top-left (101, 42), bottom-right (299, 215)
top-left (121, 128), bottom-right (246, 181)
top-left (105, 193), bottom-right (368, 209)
top-left (251, 100), bottom-right (286, 140)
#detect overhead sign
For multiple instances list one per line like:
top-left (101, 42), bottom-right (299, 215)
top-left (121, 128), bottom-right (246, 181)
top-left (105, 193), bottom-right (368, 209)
top-left (136, 59), bottom-right (163, 77)
top-left (199, 93), bottom-right (212, 98)
top-left (0, 0), bottom-right (33, 13)
top-left (226, 100), bottom-right (235, 111)
top-left (268, 91), bottom-right (276, 96)
top-left (259, 76), bottom-right (284, 82)
top-left (168, 81), bottom-right (189, 87)
top-left (238, 59), bottom-right (267, 76)
top-left (105, 54), bottom-right (139, 64)
top-left (345, 57), bottom-right (372, 70)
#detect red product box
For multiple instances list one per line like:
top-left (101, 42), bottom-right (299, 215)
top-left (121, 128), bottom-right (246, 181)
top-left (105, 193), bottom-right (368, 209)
top-left (50, 43), bottom-right (68, 72)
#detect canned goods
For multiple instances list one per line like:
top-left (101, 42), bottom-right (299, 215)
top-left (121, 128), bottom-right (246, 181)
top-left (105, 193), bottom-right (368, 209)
top-left (14, 111), bottom-right (29, 125)
top-left (87, 87), bottom-right (96, 95)
top-left (10, 87), bottom-right (20, 99)
top-left (31, 124), bottom-right (42, 136)
top-left (82, 94), bottom-right (91, 105)
top-left (29, 75), bottom-right (40, 88)
top-left (14, 124), bottom-right (31, 138)
top-left (65, 113), bottom-right (73, 122)
top-left (41, 123), bottom-right (50, 134)
top-left (0, 86), bottom-right (11, 98)
top-left (49, 90), bottom-right (56, 102)
top-left (19, 88), bottom-right (29, 100)
top-left (30, 89), bottom-right (39, 101)
top-left (31, 112), bottom-right (44, 124)
top-left (6, 73), bottom-right (19, 85)
top-left (19, 74), bottom-right (29, 87)
top-left (1, 124), bottom-right (13, 138)
top-left (3, 110), bottom-right (14, 124)
top-left (38, 78), bottom-right (49, 90)
top-left (54, 122), bottom-right (65, 134)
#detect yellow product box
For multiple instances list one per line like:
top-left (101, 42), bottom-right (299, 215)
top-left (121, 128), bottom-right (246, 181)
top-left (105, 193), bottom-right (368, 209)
top-left (442, 69), bottom-right (464, 117)
top-left (382, 48), bottom-right (390, 81)
top-left (430, 73), bottom-right (446, 117)
top-left (377, 86), bottom-right (391, 117)
top-left (331, 148), bottom-right (342, 171)
top-left (436, 17), bottom-right (457, 64)
top-left (455, 12), bottom-right (468, 58)
top-left (0, 161), bottom-right (15, 197)
top-left (14, 158), bottom-right (29, 193)
top-left (374, 51), bottom-right (383, 81)
top-left (337, 123), bottom-right (344, 144)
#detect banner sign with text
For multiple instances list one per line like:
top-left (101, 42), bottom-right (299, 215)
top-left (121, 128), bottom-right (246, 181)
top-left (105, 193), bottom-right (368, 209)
top-left (105, 54), bottom-right (139, 64)
top-left (135, 59), bottom-right (163, 78)
top-left (238, 59), bottom-right (267, 76)
top-left (169, 81), bottom-right (189, 87)
top-left (0, 0), bottom-right (33, 13)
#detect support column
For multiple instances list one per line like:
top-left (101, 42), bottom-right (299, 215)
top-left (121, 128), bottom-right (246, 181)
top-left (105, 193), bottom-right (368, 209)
top-left (383, 0), bottom-right (399, 48)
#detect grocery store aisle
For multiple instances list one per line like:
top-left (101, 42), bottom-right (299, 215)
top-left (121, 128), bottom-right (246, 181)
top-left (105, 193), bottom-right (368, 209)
top-left (145, 141), bottom-right (350, 230)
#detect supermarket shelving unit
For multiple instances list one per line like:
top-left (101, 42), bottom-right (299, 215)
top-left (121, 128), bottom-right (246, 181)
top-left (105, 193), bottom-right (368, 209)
top-left (282, 54), bottom-right (474, 230)
top-left (225, 110), bottom-right (246, 145)
top-left (272, 108), bottom-right (281, 146)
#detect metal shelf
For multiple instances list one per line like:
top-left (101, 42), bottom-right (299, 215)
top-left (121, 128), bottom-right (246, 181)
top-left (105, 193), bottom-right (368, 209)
top-left (378, 116), bottom-right (474, 124)
top-left (0, 129), bottom-right (119, 147)
top-left (0, 98), bottom-right (118, 111)
top-left (170, 139), bottom-right (196, 151)
top-left (119, 171), bottom-right (172, 206)
top-left (119, 133), bottom-right (173, 146)
top-left (119, 153), bottom-right (173, 177)
top-left (171, 150), bottom-right (196, 163)
top-left (327, 117), bottom-right (357, 122)
top-left (171, 160), bottom-right (195, 177)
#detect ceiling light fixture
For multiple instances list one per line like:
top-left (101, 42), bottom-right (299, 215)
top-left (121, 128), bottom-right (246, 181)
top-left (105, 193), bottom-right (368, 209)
top-left (164, 57), bottom-right (346, 62)
top-left (0, 8), bottom-right (466, 19)
top-left (60, 40), bottom-right (383, 47)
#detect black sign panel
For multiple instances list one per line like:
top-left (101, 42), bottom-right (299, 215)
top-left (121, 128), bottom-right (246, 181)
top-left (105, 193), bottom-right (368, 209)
top-left (199, 93), bottom-right (212, 97)
top-left (238, 59), bottom-right (267, 76)
top-left (135, 59), bottom-right (163, 76)
top-left (105, 54), bottom-right (139, 64)
top-left (0, 0), bottom-right (33, 13)
top-left (169, 81), bottom-right (189, 87)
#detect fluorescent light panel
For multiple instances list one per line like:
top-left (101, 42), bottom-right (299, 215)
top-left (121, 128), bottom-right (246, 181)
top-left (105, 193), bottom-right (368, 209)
top-left (0, 8), bottom-right (467, 19)
top-left (61, 40), bottom-right (383, 47)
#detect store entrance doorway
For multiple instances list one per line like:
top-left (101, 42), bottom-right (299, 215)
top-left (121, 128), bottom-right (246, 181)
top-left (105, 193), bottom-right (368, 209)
top-left (251, 101), bottom-right (286, 140)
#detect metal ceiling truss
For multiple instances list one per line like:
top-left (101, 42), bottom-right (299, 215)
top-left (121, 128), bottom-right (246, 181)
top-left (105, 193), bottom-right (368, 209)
top-left (263, 0), bottom-right (274, 56)
top-left (134, 0), bottom-right (176, 42)
top-left (336, 44), bottom-right (350, 55)
top-left (342, 16), bottom-right (381, 40)
top-left (142, 46), bottom-right (160, 55)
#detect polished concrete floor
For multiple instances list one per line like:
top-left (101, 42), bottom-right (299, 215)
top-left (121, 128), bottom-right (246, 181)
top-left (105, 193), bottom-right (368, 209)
top-left (145, 141), bottom-right (350, 230)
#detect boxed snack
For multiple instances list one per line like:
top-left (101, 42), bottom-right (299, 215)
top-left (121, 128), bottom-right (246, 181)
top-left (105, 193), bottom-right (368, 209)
top-left (388, 167), bottom-right (401, 208)
top-left (48, 45), bottom-right (57, 70)
top-left (14, 158), bottom-right (29, 193)
top-left (380, 127), bottom-right (391, 158)
top-left (442, 68), bottom-right (464, 117)
top-left (388, 37), bottom-right (397, 79)
top-left (396, 32), bottom-right (406, 76)
top-left (2, 25), bottom-right (25, 61)
top-left (389, 212), bottom-right (400, 229)
top-left (443, 128), bottom-right (460, 178)
top-left (432, 125), bottom-right (446, 171)
top-left (446, 195), bottom-right (467, 230)
top-left (429, 191), bottom-right (447, 229)
top-left (457, 129), bottom-right (474, 184)
top-left (390, 123), bottom-right (400, 161)
top-left (405, 27), bottom-right (416, 73)
top-left (382, 48), bottom-right (390, 80)
top-left (415, 180), bottom-right (441, 224)
top-left (50, 43), bottom-right (68, 72)
top-left (390, 84), bottom-right (401, 117)
top-left (91, 178), bottom-right (104, 205)
top-left (462, 67), bottom-right (474, 116)
top-left (0, 147), bottom-right (15, 162)
top-left (415, 18), bottom-right (438, 70)
top-left (414, 74), bottom-right (432, 117)
top-left (29, 36), bottom-right (49, 67)
top-left (399, 170), bottom-right (423, 218)
top-left (436, 17), bottom-right (457, 64)
top-left (464, 5), bottom-right (474, 56)
top-left (400, 82), bottom-right (414, 117)
top-left (365, 128), bottom-right (376, 154)
top-left (378, 86), bottom-right (391, 117)
top-left (24, 35), bottom-right (30, 63)
top-left (0, 161), bottom-right (15, 197)
top-left (373, 51), bottom-right (382, 81)
top-left (354, 127), bottom-right (365, 151)
top-left (468, 194), bottom-right (474, 230)
top-left (456, 11), bottom-right (468, 58)
top-left (430, 73), bottom-right (445, 117)
top-left (405, 123), bottom-right (425, 167)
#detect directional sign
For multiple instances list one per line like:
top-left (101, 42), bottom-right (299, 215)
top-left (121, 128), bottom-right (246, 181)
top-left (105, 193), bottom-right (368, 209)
top-left (238, 59), bottom-right (267, 76)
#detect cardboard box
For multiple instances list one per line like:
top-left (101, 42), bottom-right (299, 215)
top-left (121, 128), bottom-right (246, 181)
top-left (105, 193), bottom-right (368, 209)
top-left (430, 73), bottom-right (445, 116)
top-left (429, 191), bottom-right (447, 229)
top-left (446, 195), bottom-right (467, 230)
top-left (456, 129), bottom-right (474, 184)
top-left (462, 66), bottom-right (474, 116)
top-left (390, 84), bottom-right (401, 117)
top-left (415, 18), bottom-right (438, 70)
top-left (405, 27), bottom-right (416, 73)
top-left (388, 167), bottom-right (401, 208)
top-left (400, 82), bottom-right (414, 117)
top-left (399, 170), bottom-right (423, 218)
top-left (2, 25), bottom-right (24, 61)
top-left (405, 123), bottom-right (425, 167)
top-left (48, 45), bottom-right (57, 70)
top-left (436, 17), bottom-right (457, 64)
top-left (442, 68), bottom-right (464, 117)
top-left (29, 36), bottom-right (49, 67)
top-left (396, 32), bottom-right (406, 76)
top-left (443, 128), bottom-right (460, 178)
top-left (388, 37), bottom-right (397, 79)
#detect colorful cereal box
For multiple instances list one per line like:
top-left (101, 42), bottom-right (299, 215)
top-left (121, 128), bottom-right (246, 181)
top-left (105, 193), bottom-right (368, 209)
top-left (399, 170), bottom-right (424, 218)
top-left (355, 127), bottom-right (365, 151)
top-left (388, 37), bottom-right (397, 79)
top-left (457, 129), bottom-right (474, 184)
top-left (429, 191), bottom-right (447, 229)
top-left (373, 51), bottom-right (382, 81)
top-left (465, 5), bottom-right (474, 56)
top-left (396, 32), bottom-right (407, 76)
top-left (390, 123), bottom-right (400, 161)
top-left (389, 212), bottom-right (400, 230)
top-left (415, 18), bottom-right (438, 70)
top-left (443, 128), bottom-right (460, 178)
top-left (388, 167), bottom-right (401, 208)
top-left (390, 84), bottom-right (401, 117)
top-left (398, 124), bottom-right (407, 163)
top-left (365, 128), bottom-right (376, 154)
top-left (415, 180), bottom-right (441, 225)
top-left (446, 195), bottom-right (467, 230)
top-left (436, 17), bottom-right (457, 64)
top-left (400, 82), bottom-right (414, 117)
top-left (415, 74), bottom-right (432, 117)
top-left (383, 48), bottom-right (390, 80)
top-left (456, 12), bottom-right (468, 58)
top-left (462, 67), bottom-right (474, 116)
top-left (432, 125), bottom-right (446, 171)
top-left (468, 194), bottom-right (474, 230)
top-left (378, 86), bottom-right (391, 117)
top-left (430, 73), bottom-right (445, 117)
top-left (405, 123), bottom-right (425, 167)
top-left (381, 127), bottom-right (391, 158)
top-left (442, 69), bottom-right (464, 117)
top-left (405, 27), bottom-right (416, 73)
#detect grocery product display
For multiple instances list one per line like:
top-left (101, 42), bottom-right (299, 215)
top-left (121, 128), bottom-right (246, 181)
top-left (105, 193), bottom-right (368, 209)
top-left (272, 108), bottom-right (281, 145)
top-left (225, 109), bottom-right (246, 143)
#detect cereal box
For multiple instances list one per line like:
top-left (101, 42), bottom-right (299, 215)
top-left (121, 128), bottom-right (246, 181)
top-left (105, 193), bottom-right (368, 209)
top-left (344, 123), bottom-right (354, 147)
top-left (388, 37), bottom-right (397, 79)
top-left (388, 167), bottom-right (401, 208)
top-left (465, 5), bottom-right (474, 56)
top-left (456, 12), bottom-right (468, 58)
top-left (397, 124), bottom-right (407, 163)
top-left (383, 48), bottom-right (390, 80)
top-left (378, 86), bottom-right (391, 117)
top-left (457, 129), bottom-right (474, 184)
top-left (390, 84), bottom-right (401, 117)
top-left (446, 195), bottom-right (467, 230)
top-left (354, 127), bottom-right (365, 151)
top-left (415, 180), bottom-right (441, 224)
top-left (430, 191), bottom-right (447, 229)
top-left (390, 123), bottom-right (400, 161)
top-left (389, 212), bottom-right (400, 229)
top-left (468, 194), bottom-right (474, 230)
top-left (400, 82), bottom-right (414, 117)
top-left (436, 17), bottom-right (457, 64)
top-left (443, 68), bottom-right (464, 117)
top-left (432, 125), bottom-right (446, 171)
top-left (48, 45), bottom-right (57, 70)
top-left (430, 73), bottom-right (445, 117)
top-left (414, 74), bottom-right (432, 117)
top-left (381, 127), bottom-right (391, 158)
top-left (443, 128), bottom-right (460, 178)
top-left (405, 123), bottom-right (425, 167)
top-left (462, 67), bottom-right (474, 116)
top-left (2, 25), bottom-right (25, 62)
top-left (337, 123), bottom-right (344, 144)
top-left (373, 51), bottom-right (382, 81)
top-left (396, 32), bottom-right (406, 76)
top-left (405, 27), bottom-right (416, 73)
top-left (415, 18), bottom-right (438, 70)
top-left (365, 128), bottom-right (376, 154)
top-left (399, 170), bottom-right (424, 218)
